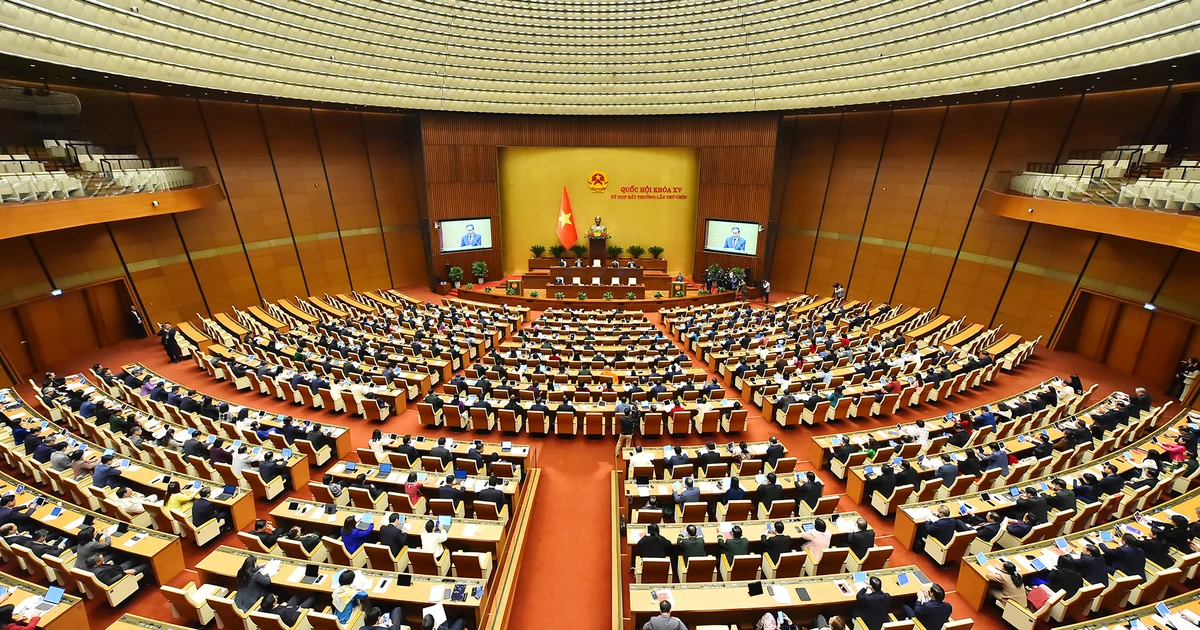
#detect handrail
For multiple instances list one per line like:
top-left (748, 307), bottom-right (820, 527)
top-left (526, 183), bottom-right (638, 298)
top-left (480, 467), bottom-right (540, 630)
top-left (99, 156), bottom-right (182, 177)
top-left (612, 470), bottom-right (625, 630)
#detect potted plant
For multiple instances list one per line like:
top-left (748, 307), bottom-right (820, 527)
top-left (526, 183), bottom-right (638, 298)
top-left (555, 291), bottom-right (565, 299)
top-left (570, 244), bottom-right (588, 259)
top-left (730, 267), bottom-right (747, 285)
top-left (625, 291), bottom-right (637, 300)
top-left (530, 244), bottom-right (546, 258)
top-left (471, 261), bottom-right (488, 284)
top-left (602, 292), bottom-right (614, 300)
top-left (648, 246), bottom-right (664, 259)
top-left (549, 244), bottom-right (566, 259)
top-left (447, 266), bottom-right (464, 288)
top-left (485, 287), bottom-right (493, 293)
top-left (607, 245), bottom-right (623, 259)
top-left (576, 291), bottom-right (588, 300)
top-left (506, 286), bottom-right (519, 296)
top-left (627, 245), bottom-right (645, 259)
top-left (529, 291), bottom-right (539, 298)
top-left (653, 291), bottom-right (663, 298)
top-left (698, 289), bottom-right (710, 296)
top-left (672, 287), bottom-right (685, 298)
top-left (462, 283), bottom-right (474, 290)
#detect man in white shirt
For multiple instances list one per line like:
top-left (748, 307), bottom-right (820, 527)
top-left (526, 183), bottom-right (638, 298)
top-left (629, 446), bottom-right (656, 470)
top-left (110, 486), bottom-right (154, 515)
top-left (232, 445), bottom-right (253, 478)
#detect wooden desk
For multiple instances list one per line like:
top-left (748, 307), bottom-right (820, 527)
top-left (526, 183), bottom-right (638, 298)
top-left (623, 473), bottom-right (803, 510)
top-left (625, 513), bottom-right (864, 559)
top-left (904, 315), bottom-right (951, 341)
top-left (214, 313), bottom-right (248, 337)
top-left (985, 333), bottom-right (1022, 358)
top-left (269, 499), bottom-right (505, 557)
top-left (892, 407), bottom-right (1181, 550)
top-left (1055, 589), bottom-right (1200, 630)
top-left (174, 322), bottom-right (213, 352)
top-left (381, 435), bottom-right (533, 469)
top-left (121, 362), bottom-right (352, 459)
top-left (870, 307), bottom-right (922, 334)
top-left (335, 293), bottom-right (377, 314)
top-left (323, 462), bottom-right (521, 512)
top-left (0, 570), bottom-right (87, 630)
top-left (360, 290), bottom-right (402, 309)
top-left (275, 299), bottom-right (319, 325)
top-left (246, 306), bottom-right (287, 332)
top-left (0, 472), bottom-right (184, 584)
top-left (957, 472), bottom-right (1200, 610)
top-left (71, 374), bottom-right (310, 491)
top-left (619, 441), bottom-right (784, 476)
top-left (629, 566), bottom-right (928, 628)
top-left (307, 296), bottom-right (349, 318)
top-left (0, 389), bottom-right (256, 530)
top-left (941, 323), bottom-right (985, 349)
top-left (195, 547), bottom-right (485, 623)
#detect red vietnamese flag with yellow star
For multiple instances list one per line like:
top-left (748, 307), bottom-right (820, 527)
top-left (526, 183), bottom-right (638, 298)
top-left (556, 186), bottom-right (578, 248)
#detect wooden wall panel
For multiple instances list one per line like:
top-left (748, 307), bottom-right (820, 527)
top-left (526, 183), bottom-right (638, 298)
top-left (313, 109), bottom-right (392, 291)
top-left (1058, 87), bottom-right (1167, 158)
top-left (892, 102), bottom-right (1008, 309)
top-left (996, 224), bottom-right (1094, 342)
top-left (772, 114), bottom-right (841, 291)
top-left (29, 225), bottom-right (122, 289)
top-left (1136, 312), bottom-right (1191, 385)
top-left (807, 111), bottom-right (890, 294)
top-left (0, 237), bottom-right (51, 306)
top-left (849, 108), bottom-right (945, 304)
top-left (131, 94), bottom-right (260, 309)
top-left (258, 105), bottom-right (352, 296)
top-left (362, 113), bottom-right (429, 287)
top-left (1106, 303), bottom-right (1153, 374)
top-left (200, 100), bottom-right (306, 302)
top-left (1157, 251), bottom-right (1200, 319)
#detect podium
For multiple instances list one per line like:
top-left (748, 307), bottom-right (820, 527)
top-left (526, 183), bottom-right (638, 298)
top-left (589, 237), bottom-right (607, 264)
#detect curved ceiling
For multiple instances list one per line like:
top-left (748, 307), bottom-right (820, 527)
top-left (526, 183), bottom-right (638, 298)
top-left (0, 0), bottom-right (1197, 114)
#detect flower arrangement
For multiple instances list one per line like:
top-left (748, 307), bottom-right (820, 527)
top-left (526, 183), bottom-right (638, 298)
top-left (653, 291), bottom-right (664, 298)
top-left (485, 287), bottom-right (493, 293)
top-left (462, 283), bottom-right (475, 290)
top-left (625, 292), bottom-right (637, 300)
top-left (602, 292), bottom-right (614, 300)
top-left (698, 289), bottom-right (710, 296)
top-left (529, 291), bottom-right (539, 298)
top-left (555, 292), bottom-right (566, 299)
top-left (576, 291), bottom-right (589, 300)
top-left (586, 226), bottom-right (609, 238)
top-left (505, 286), bottom-right (519, 295)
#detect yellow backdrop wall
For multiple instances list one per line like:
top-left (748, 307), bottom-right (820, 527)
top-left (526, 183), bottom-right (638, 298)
top-left (498, 147), bottom-right (699, 276)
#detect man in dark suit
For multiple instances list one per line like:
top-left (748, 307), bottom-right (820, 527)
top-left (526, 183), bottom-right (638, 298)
top-left (982, 443), bottom-right (1010, 476)
top-left (664, 446), bottom-right (689, 471)
top-left (85, 552), bottom-right (148, 585)
top-left (634, 523), bottom-right (672, 567)
top-left (395, 435), bottom-right (419, 465)
top-left (379, 513), bottom-right (408, 556)
top-left (438, 475), bottom-right (466, 510)
top-left (1098, 463), bottom-right (1125, 496)
top-left (477, 476), bottom-right (509, 512)
top-left (1103, 534), bottom-right (1147, 578)
top-left (903, 585), bottom-right (953, 630)
top-left (924, 505), bottom-right (969, 549)
top-left (430, 437), bottom-right (454, 466)
top-left (759, 521), bottom-right (793, 563)
top-left (1005, 514), bottom-right (1035, 539)
top-left (1032, 434), bottom-right (1054, 460)
top-left (696, 442), bottom-right (721, 475)
top-left (1077, 544), bottom-right (1110, 585)
top-left (847, 517), bottom-right (875, 560)
top-left (871, 465), bottom-right (897, 500)
top-left (179, 391), bottom-right (201, 414)
top-left (191, 486), bottom-right (229, 530)
top-left (800, 471), bottom-right (823, 511)
top-left (259, 452), bottom-right (292, 490)
top-left (1012, 487), bottom-right (1049, 524)
top-left (182, 437), bottom-right (209, 461)
top-left (756, 473), bottom-right (784, 511)
top-left (975, 512), bottom-right (1004, 543)
top-left (855, 576), bottom-right (893, 630)
top-left (764, 437), bottom-right (786, 468)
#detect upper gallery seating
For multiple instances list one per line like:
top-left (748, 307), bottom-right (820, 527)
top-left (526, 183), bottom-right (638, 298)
top-left (0, 139), bottom-right (195, 203)
top-left (1009, 144), bottom-right (1200, 213)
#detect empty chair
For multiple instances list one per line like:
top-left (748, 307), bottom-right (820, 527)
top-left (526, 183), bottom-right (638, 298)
top-left (761, 550), bottom-right (806, 579)
top-left (161, 581), bottom-right (231, 625)
top-left (635, 557), bottom-right (672, 583)
top-left (844, 545), bottom-right (893, 572)
top-left (803, 547), bottom-right (850, 576)
top-left (678, 555), bottom-right (717, 583)
top-left (719, 553), bottom-right (762, 581)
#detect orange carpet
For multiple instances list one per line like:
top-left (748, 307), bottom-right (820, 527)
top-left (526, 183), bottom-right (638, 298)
top-left (8, 284), bottom-right (1158, 630)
